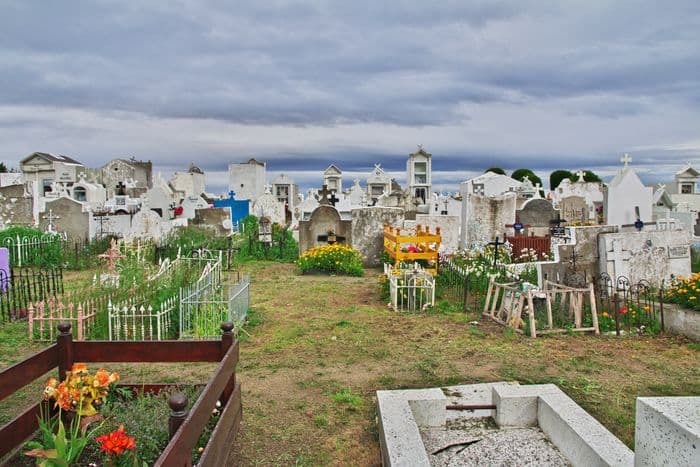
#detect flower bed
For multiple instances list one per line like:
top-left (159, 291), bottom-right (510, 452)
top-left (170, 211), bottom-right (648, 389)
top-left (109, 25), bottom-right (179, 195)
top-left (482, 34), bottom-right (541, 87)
top-left (0, 321), bottom-right (242, 466)
top-left (296, 244), bottom-right (364, 276)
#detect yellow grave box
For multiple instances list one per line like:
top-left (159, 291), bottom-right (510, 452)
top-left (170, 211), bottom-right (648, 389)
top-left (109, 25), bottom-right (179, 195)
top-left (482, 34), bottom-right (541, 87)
top-left (383, 224), bottom-right (441, 275)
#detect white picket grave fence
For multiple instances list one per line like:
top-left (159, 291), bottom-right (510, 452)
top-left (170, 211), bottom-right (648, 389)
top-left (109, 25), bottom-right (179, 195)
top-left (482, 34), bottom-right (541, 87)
top-left (3, 232), bottom-right (66, 267)
top-left (385, 262), bottom-right (435, 312)
top-left (108, 296), bottom-right (177, 341)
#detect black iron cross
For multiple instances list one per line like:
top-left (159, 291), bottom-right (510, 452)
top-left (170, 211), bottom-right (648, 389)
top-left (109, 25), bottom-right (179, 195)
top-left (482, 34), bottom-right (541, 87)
top-left (94, 214), bottom-right (109, 239)
top-left (316, 233), bottom-right (346, 244)
top-left (634, 206), bottom-right (646, 231)
top-left (328, 190), bottom-right (339, 207)
top-left (488, 236), bottom-right (506, 267)
top-left (568, 245), bottom-right (579, 271)
top-left (115, 182), bottom-right (126, 196)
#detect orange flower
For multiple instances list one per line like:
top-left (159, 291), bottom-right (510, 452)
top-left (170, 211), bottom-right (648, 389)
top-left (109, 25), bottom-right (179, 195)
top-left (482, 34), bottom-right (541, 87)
top-left (54, 382), bottom-right (72, 410)
top-left (94, 369), bottom-right (111, 387)
top-left (96, 425), bottom-right (137, 455)
top-left (71, 363), bottom-right (88, 374)
top-left (109, 371), bottom-right (119, 384)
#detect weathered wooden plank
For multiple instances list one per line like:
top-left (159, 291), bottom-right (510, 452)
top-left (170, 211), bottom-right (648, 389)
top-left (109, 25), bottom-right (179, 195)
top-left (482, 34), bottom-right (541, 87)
top-left (0, 401), bottom-right (43, 459)
top-left (198, 383), bottom-right (242, 467)
top-left (73, 340), bottom-right (221, 362)
top-left (0, 345), bottom-right (57, 401)
top-left (155, 341), bottom-right (239, 466)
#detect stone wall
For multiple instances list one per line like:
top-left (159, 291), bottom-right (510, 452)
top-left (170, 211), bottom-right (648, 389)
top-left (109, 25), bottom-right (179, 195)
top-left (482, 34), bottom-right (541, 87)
top-left (598, 230), bottom-right (691, 286)
top-left (0, 184), bottom-right (33, 227)
top-left (541, 225), bottom-right (618, 286)
top-left (661, 303), bottom-right (700, 341)
top-left (415, 214), bottom-right (460, 253)
top-left (351, 207), bottom-right (405, 266)
top-left (460, 193), bottom-right (516, 248)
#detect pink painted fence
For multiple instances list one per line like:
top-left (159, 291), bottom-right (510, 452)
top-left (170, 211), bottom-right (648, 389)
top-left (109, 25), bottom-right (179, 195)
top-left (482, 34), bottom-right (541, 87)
top-left (27, 295), bottom-right (109, 341)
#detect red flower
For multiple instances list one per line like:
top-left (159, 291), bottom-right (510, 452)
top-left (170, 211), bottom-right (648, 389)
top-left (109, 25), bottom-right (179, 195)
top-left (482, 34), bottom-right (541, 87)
top-left (619, 307), bottom-right (628, 315)
top-left (96, 425), bottom-right (136, 455)
top-left (407, 246), bottom-right (420, 253)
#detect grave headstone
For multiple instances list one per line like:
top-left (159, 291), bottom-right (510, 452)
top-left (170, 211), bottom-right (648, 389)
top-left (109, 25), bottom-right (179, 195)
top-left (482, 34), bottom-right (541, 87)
top-left (258, 216), bottom-right (272, 244)
top-left (298, 205), bottom-right (352, 254)
top-left (251, 191), bottom-right (286, 226)
top-left (515, 198), bottom-right (560, 237)
top-left (560, 196), bottom-right (587, 223)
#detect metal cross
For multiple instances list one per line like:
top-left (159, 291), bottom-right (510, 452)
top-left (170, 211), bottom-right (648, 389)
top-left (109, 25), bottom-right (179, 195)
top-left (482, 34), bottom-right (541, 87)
top-left (94, 213), bottom-right (109, 239)
top-left (328, 190), bottom-right (339, 206)
top-left (568, 245), bottom-right (579, 271)
top-left (550, 213), bottom-right (568, 237)
top-left (98, 238), bottom-right (125, 274)
top-left (621, 153), bottom-right (632, 167)
top-left (488, 236), bottom-right (506, 268)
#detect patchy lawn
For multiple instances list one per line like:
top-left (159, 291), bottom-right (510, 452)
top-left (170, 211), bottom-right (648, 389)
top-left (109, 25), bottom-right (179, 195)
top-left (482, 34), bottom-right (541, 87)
top-left (228, 262), bottom-right (699, 466)
top-left (1, 263), bottom-right (698, 466)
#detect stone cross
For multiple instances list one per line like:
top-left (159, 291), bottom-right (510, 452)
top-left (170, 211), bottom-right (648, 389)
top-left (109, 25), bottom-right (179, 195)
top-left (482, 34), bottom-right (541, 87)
top-left (316, 185), bottom-right (334, 206)
top-left (621, 153), bottom-right (632, 167)
top-left (98, 239), bottom-right (125, 274)
top-left (609, 240), bottom-right (631, 278)
top-left (533, 182), bottom-right (542, 199)
top-left (657, 183), bottom-right (666, 192)
top-left (42, 209), bottom-right (60, 233)
top-left (264, 184), bottom-right (272, 195)
top-left (575, 170), bottom-right (586, 182)
top-left (417, 144), bottom-right (424, 151)
top-left (116, 181), bottom-right (127, 196)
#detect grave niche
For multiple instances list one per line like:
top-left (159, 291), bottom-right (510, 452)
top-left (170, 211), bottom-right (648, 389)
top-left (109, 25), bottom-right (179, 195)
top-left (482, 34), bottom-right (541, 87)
top-left (298, 205), bottom-right (352, 254)
top-left (515, 198), bottom-right (560, 236)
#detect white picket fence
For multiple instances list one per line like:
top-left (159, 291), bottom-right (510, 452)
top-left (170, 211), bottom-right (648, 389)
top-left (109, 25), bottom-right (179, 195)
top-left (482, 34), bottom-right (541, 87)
top-left (108, 296), bottom-right (177, 341)
top-left (385, 263), bottom-right (435, 312)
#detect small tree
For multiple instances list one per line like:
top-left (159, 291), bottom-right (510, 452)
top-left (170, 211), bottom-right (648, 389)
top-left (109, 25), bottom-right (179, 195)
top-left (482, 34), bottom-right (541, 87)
top-left (0, 162), bottom-right (7, 173)
top-left (583, 170), bottom-right (602, 183)
top-left (484, 167), bottom-right (506, 175)
top-left (549, 170), bottom-right (574, 190)
top-left (511, 169), bottom-right (543, 187)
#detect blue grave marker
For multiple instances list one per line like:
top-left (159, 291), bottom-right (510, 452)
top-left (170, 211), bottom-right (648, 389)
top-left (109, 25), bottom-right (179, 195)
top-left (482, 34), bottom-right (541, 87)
top-left (213, 191), bottom-right (250, 226)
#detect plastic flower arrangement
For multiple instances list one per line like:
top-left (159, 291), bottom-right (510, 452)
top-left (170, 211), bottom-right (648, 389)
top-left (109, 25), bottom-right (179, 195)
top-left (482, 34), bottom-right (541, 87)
top-left (296, 244), bottom-right (364, 276)
top-left (44, 363), bottom-right (119, 416)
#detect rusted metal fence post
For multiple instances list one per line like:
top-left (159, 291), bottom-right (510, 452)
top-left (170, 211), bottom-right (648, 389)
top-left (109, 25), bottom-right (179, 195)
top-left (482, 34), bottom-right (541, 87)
top-left (168, 393), bottom-right (188, 439)
top-left (56, 322), bottom-right (74, 380)
top-left (613, 294), bottom-right (620, 336)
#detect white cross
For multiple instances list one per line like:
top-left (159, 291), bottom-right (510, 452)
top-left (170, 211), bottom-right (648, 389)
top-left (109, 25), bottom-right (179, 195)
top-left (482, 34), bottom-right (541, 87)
top-left (575, 170), bottom-right (586, 182)
top-left (42, 209), bottom-right (60, 233)
top-left (609, 240), bottom-right (632, 278)
top-left (621, 153), bottom-right (632, 167)
top-left (657, 183), bottom-right (666, 191)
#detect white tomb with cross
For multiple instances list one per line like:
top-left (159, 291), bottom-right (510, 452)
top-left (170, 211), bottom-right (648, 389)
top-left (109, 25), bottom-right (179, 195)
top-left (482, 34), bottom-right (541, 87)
top-left (603, 154), bottom-right (653, 227)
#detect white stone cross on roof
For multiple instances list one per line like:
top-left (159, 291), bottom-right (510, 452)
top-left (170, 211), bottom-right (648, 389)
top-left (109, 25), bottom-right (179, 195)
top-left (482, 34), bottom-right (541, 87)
top-left (621, 153), bottom-right (632, 167)
top-left (575, 170), bottom-right (586, 182)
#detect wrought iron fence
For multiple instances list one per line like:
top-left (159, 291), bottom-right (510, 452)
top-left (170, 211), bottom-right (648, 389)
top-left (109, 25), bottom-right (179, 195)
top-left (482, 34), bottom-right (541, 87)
top-left (436, 256), bottom-right (492, 312)
top-left (595, 273), bottom-right (664, 335)
top-left (2, 233), bottom-right (65, 268)
top-left (0, 268), bottom-right (64, 321)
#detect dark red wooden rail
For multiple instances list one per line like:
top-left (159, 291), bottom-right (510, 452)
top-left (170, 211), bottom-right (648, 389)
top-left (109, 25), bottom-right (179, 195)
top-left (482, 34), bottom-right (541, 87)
top-left (0, 322), bottom-right (241, 466)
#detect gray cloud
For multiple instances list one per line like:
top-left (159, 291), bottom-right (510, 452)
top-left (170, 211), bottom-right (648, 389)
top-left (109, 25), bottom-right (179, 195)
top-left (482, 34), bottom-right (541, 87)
top-left (0, 1), bottom-right (698, 192)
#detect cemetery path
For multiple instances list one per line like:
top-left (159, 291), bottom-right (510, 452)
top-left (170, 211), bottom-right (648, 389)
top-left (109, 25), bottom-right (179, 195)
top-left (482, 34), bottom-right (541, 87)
top-left (226, 262), bottom-right (699, 466)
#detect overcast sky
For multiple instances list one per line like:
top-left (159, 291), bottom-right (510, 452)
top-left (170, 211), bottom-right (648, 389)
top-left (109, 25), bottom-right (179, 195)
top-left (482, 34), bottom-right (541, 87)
top-left (1, 1), bottom-right (699, 193)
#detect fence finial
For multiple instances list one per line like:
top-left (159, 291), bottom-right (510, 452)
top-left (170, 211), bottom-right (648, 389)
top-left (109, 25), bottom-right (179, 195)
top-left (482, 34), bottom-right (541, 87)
top-left (57, 322), bottom-right (72, 334)
top-left (168, 392), bottom-right (188, 438)
top-left (221, 322), bottom-right (234, 334)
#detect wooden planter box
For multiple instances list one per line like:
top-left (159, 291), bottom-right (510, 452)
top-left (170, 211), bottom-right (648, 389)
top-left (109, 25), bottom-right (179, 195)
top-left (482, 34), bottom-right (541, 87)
top-left (0, 322), bottom-right (242, 466)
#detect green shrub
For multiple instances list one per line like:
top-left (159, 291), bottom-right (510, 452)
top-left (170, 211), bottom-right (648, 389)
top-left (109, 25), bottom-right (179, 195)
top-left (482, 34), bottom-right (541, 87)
top-left (296, 244), bottom-right (364, 276)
